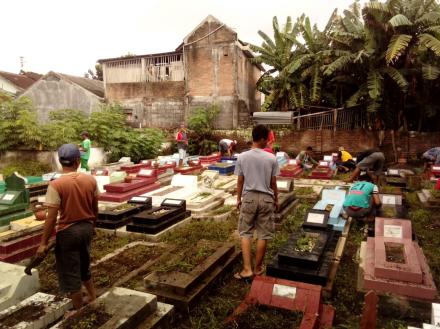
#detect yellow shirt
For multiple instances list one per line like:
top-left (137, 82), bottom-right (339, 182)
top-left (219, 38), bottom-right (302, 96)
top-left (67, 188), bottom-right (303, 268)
top-left (341, 150), bottom-right (353, 162)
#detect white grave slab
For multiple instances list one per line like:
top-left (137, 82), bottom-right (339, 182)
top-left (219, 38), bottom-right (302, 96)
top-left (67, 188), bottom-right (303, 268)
top-left (306, 212), bottom-right (326, 224)
top-left (383, 225), bottom-right (403, 239)
top-left (272, 284), bottom-right (296, 299)
top-left (0, 262), bottom-right (40, 311)
top-left (323, 155), bottom-right (333, 162)
top-left (171, 174), bottom-right (198, 189)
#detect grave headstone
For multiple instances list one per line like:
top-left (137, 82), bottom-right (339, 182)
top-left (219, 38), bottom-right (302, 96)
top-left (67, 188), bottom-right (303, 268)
top-left (226, 276), bottom-right (335, 329)
top-left (267, 228), bottom-right (340, 286)
top-left (303, 210), bottom-right (329, 230)
top-left (0, 174), bottom-right (32, 229)
top-left (375, 218), bottom-right (412, 240)
top-left (127, 198), bottom-right (190, 234)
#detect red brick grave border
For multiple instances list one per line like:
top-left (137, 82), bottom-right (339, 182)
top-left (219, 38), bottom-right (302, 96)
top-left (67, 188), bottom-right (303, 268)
top-left (226, 275), bottom-right (334, 329)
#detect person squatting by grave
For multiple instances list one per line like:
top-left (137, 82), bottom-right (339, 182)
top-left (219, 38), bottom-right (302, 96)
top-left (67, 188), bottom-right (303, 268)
top-left (343, 174), bottom-right (382, 222)
top-left (37, 144), bottom-right (98, 313)
top-left (335, 146), bottom-right (356, 173)
top-left (219, 138), bottom-right (237, 157)
top-left (346, 149), bottom-right (385, 184)
top-left (296, 146), bottom-right (318, 169)
top-left (176, 124), bottom-right (189, 167)
top-left (79, 131), bottom-right (91, 171)
top-left (422, 147), bottom-right (440, 168)
top-left (234, 124), bottom-right (280, 280)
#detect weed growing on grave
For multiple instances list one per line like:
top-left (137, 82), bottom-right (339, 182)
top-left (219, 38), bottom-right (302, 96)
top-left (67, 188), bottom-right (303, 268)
top-left (295, 233), bottom-right (318, 252)
top-left (161, 215), bottom-right (237, 249)
top-left (294, 187), bottom-right (315, 196)
top-left (405, 192), bottom-right (421, 208)
top-left (210, 205), bottom-right (233, 215)
top-left (430, 188), bottom-right (440, 199)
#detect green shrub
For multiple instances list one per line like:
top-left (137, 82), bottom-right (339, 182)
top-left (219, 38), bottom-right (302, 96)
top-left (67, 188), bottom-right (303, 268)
top-left (187, 105), bottom-right (219, 155)
top-left (0, 160), bottom-right (51, 177)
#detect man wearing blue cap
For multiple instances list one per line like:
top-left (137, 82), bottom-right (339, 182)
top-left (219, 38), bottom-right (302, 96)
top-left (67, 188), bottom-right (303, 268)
top-left (37, 144), bottom-right (99, 312)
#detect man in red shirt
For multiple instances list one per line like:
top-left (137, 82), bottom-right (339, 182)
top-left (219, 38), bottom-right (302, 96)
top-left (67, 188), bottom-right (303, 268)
top-left (176, 124), bottom-right (188, 167)
top-left (37, 144), bottom-right (99, 312)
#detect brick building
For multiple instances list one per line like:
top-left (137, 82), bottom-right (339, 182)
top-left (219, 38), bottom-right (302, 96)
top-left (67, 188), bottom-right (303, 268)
top-left (98, 15), bottom-right (263, 129)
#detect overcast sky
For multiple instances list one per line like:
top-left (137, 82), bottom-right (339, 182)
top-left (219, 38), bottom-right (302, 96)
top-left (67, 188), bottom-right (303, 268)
top-left (1, 0), bottom-right (366, 76)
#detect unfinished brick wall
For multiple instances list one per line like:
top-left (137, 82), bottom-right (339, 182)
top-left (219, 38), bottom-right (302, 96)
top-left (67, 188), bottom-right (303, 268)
top-left (213, 129), bottom-right (440, 160)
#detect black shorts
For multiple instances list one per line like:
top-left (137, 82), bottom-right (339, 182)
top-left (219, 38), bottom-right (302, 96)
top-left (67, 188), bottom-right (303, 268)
top-left (55, 221), bottom-right (94, 294)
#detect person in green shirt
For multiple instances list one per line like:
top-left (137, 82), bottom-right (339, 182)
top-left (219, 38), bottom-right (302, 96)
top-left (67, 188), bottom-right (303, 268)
top-left (343, 174), bottom-right (381, 221)
top-left (79, 131), bottom-right (91, 171)
top-left (295, 146), bottom-right (318, 169)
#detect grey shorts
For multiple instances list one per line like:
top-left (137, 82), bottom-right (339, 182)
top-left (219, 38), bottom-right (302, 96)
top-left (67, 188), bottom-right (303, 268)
top-left (239, 191), bottom-right (275, 240)
top-left (357, 152), bottom-right (385, 175)
top-left (55, 221), bottom-right (94, 294)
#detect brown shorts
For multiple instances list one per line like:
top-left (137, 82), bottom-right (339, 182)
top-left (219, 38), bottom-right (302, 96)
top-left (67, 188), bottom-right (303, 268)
top-left (239, 191), bottom-right (275, 240)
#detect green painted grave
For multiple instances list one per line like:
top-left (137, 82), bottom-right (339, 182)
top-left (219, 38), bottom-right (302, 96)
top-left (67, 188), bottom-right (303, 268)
top-left (0, 173), bottom-right (32, 228)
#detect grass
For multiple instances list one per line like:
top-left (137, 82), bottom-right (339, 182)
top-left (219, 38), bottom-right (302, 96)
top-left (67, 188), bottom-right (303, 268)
top-left (210, 205), bottom-right (233, 215)
top-left (294, 186), bottom-right (315, 196)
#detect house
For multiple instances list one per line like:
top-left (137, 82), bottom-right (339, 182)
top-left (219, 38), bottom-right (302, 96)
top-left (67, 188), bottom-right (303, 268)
top-left (98, 15), bottom-right (263, 129)
top-left (0, 71), bottom-right (41, 95)
top-left (20, 71), bottom-right (104, 122)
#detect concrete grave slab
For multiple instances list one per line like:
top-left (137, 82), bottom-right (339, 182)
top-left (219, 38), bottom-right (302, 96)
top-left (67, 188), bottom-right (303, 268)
top-left (144, 241), bottom-right (240, 310)
top-left (361, 238), bottom-right (437, 300)
top-left (379, 193), bottom-right (403, 206)
top-left (171, 174), bottom-right (198, 189)
top-left (373, 237), bottom-right (423, 283)
top-left (0, 262), bottom-right (40, 311)
top-left (50, 287), bottom-right (160, 329)
top-left (375, 218), bottom-right (412, 239)
top-left (227, 276), bottom-right (335, 329)
top-left (0, 292), bottom-right (71, 329)
top-left (277, 179), bottom-right (293, 193)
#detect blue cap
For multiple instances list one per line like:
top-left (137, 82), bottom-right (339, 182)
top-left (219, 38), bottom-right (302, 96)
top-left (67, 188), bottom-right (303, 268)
top-left (58, 144), bottom-right (81, 166)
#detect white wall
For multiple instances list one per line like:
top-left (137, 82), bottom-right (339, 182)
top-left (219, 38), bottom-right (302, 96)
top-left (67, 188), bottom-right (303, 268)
top-left (0, 76), bottom-right (20, 94)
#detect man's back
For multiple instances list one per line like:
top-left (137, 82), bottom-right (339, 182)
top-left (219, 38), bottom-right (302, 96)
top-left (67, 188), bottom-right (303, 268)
top-left (46, 172), bottom-right (98, 228)
top-left (344, 181), bottom-right (377, 208)
top-left (235, 148), bottom-right (279, 196)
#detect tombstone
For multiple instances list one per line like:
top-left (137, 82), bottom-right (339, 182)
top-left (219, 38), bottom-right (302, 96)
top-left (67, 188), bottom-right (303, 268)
top-left (303, 210), bottom-right (329, 230)
top-left (50, 287), bottom-right (173, 329)
top-left (277, 179), bottom-right (293, 193)
top-left (360, 232), bottom-right (437, 300)
top-left (280, 164), bottom-right (303, 178)
top-left (266, 227), bottom-right (339, 286)
top-left (313, 188), bottom-right (346, 231)
top-left (127, 198), bottom-right (190, 234)
top-left (99, 176), bottom-right (160, 203)
top-left (0, 292), bottom-right (71, 329)
top-left (207, 162), bottom-right (235, 176)
top-left (375, 218), bottom-right (412, 240)
top-left (0, 174), bottom-right (32, 229)
top-left (144, 240), bottom-right (240, 310)
top-left (96, 196), bottom-right (153, 229)
top-left (225, 276), bottom-right (334, 329)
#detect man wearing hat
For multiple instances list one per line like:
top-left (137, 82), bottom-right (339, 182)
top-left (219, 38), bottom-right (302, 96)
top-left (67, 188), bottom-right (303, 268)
top-left (37, 144), bottom-right (98, 312)
top-left (79, 131), bottom-right (91, 171)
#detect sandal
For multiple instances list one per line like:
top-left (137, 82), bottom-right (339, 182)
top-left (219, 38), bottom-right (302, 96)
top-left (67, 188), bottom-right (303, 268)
top-left (234, 272), bottom-right (254, 282)
top-left (254, 265), bottom-right (266, 276)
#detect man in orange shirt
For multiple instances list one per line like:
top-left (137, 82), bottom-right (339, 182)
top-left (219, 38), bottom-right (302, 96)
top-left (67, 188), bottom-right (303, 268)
top-left (37, 144), bottom-right (99, 312)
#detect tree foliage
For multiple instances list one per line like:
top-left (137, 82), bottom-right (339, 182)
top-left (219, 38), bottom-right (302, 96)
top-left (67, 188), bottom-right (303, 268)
top-left (0, 94), bottom-right (165, 162)
top-left (187, 106), bottom-right (220, 155)
top-left (251, 0), bottom-right (440, 130)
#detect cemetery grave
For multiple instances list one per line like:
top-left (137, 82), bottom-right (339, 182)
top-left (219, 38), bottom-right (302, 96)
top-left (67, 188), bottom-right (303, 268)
top-left (96, 196), bottom-right (152, 229)
top-left (428, 165), bottom-right (440, 182)
top-left (377, 193), bottom-right (407, 218)
top-left (99, 176), bottom-right (161, 203)
top-left (312, 188), bottom-right (348, 232)
top-left (187, 189), bottom-right (229, 217)
top-left (126, 198), bottom-right (190, 235)
top-left (275, 179), bottom-right (298, 223)
top-left (280, 162), bottom-right (303, 178)
top-left (0, 262), bottom-right (40, 312)
top-left (51, 287), bottom-right (174, 329)
top-left (199, 153), bottom-right (222, 166)
top-left (266, 226), bottom-right (340, 286)
top-left (226, 276), bottom-right (334, 329)
top-left (309, 161), bottom-right (334, 180)
top-left (417, 188), bottom-right (440, 209)
top-left (144, 239), bottom-right (241, 310)
top-left (359, 217), bottom-right (437, 300)
top-left (0, 292), bottom-right (71, 329)
top-left (0, 173), bottom-right (33, 232)
top-left (208, 162), bottom-right (236, 176)
top-left (90, 241), bottom-right (167, 294)
top-left (144, 174), bottom-right (198, 206)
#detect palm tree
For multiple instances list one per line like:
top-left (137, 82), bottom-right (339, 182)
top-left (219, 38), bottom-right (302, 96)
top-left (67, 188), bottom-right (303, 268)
top-left (250, 16), bottom-right (301, 111)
